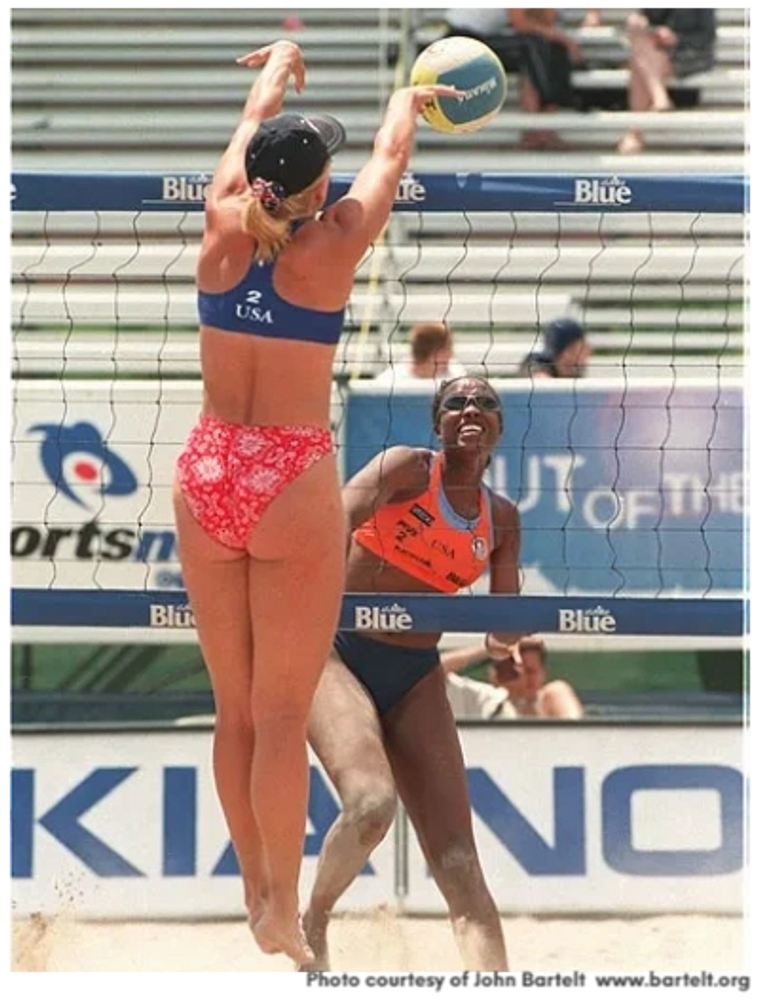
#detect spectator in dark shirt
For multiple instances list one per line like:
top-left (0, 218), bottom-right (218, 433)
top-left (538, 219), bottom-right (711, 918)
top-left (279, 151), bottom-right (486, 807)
top-left (516, 317), bottom-right (592, 378)
top-left (443, 9), bottom-right (600, 149)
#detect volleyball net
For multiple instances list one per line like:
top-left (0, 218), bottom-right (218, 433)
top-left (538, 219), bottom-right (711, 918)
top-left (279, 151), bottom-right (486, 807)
top-left (11, 170), bottom-right (748, 643)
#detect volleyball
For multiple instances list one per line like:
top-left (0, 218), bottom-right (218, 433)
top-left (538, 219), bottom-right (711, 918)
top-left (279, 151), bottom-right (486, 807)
top-left (410, 36), bottom-right (507, 134)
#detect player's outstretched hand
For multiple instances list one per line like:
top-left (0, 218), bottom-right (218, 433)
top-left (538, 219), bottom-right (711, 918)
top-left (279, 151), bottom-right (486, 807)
top-left (235, 40), bottom-right (305, 93)
top-left (392, 84), bottom-right (464, 115)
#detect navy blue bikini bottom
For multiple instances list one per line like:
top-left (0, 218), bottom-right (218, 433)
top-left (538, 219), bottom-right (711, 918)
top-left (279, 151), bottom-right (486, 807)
top-left (333, 630), bottom-right (440, 716)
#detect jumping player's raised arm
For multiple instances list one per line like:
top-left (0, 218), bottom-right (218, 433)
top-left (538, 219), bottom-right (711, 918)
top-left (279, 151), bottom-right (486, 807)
top-left (173, 38), bottom-right (366, 968)
top-left (211, 41), bottom-right (306, 201)
top-left (319, 84), bottom-right (460, 266)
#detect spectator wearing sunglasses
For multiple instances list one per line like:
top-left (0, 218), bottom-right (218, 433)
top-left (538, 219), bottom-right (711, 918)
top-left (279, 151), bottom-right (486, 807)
top-left (301, 375), bottom-right (520, 972)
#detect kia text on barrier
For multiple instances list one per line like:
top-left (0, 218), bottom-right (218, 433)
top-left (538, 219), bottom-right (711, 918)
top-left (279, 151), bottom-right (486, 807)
top-left (12, 764), bottom-right (743, 879)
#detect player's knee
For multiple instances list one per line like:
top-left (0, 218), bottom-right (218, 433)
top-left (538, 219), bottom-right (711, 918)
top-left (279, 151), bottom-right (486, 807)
top-left (215, 701), bottom-right (253, 737)
top-left (252, 692), bottom-right (313, 729)
top-left (343, 785), bottom-right (397, 846)
top-left (252, 705), bottom-right (310, 745)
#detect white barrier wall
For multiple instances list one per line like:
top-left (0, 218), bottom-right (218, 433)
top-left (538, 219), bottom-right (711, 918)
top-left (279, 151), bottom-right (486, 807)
top-left (11, 723), bottom-right (745, 918)
top-left (406, 724), bottom-right (745, 915)
top-left (12, 380), bottom-right (346, 593)
top-left (11, 727), bottom-right (395, 919)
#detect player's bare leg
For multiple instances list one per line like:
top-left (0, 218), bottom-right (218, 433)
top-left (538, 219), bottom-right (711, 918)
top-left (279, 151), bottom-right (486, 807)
top-left (301, 657), bottom-right (397, 970)
top-left (385, 669), bottom-right (508, 971)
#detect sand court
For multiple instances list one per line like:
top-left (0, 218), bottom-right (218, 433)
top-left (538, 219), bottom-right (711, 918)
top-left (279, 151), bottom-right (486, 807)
top-left (12, 911), bottom-right (747, 974)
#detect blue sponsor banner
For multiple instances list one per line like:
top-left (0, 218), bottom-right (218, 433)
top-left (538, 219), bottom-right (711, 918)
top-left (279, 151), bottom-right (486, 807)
top-left (344, 383), bottom-right (745, 597)
top-left (9, 589), bottom-right (746, 636)
top-left (11, 171), bottom-right (748, 214)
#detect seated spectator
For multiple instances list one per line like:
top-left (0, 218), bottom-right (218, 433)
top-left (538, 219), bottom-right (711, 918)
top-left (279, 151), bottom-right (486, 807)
top-left (516, 317), bottom-right (592, 378)
top-left (373, 321), bottom-right (468, 385)
top-left (441, 635), bottom-right (584, 719)
top-left (494, 635), bottom-right (584, 718)
top-left (443, 9), bottom-right (599, 150)
top-left (617, 9), bottom-right (717, 155)
top-left (446, 671), bottom-right (518, 720)
top-left (442, 643), bottom-right (518, 719)
top-left (508, 9), bottom-right (590, 150)
top-left (443, 8), bottom-right (524, 75)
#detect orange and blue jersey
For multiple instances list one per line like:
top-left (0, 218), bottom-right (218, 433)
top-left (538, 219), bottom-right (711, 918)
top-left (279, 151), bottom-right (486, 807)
top-left (352, 453), bottom-right (494, 593)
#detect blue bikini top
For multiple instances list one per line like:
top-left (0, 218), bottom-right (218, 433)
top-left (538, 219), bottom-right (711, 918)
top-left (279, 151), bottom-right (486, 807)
top-left (198, 250), bottom-right (345, 346)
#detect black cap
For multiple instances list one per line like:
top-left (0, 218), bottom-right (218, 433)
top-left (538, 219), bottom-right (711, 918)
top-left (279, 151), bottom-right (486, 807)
top-left (244, 112), bottom-right (346, 195)
top-left (543, 318), bottom-right (586, 358)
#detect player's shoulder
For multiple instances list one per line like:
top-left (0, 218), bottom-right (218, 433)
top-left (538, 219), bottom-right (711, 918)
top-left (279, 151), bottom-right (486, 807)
top-left (361, 444), bottom-right (430, 472)
top-left (381, 443), bottom-right (432, 459)
top-left (383, 445), bottom-right (433, 474)
top-left (372, 445), bottom-right (433, 496)
top-left (488, 488), bottom-right (520, 526)
top-left (298, 198), bottom-right (365, 258)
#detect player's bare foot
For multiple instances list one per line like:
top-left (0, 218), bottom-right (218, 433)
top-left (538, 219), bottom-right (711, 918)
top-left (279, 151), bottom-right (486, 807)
top-left (252, 908), bottom-right (314, 966)
top-left (297, 909), bottom-right (330, 971)
top-left (247, 898), bottom-right (266, 932)
top-left (245, 880), bottom-right (268, 930)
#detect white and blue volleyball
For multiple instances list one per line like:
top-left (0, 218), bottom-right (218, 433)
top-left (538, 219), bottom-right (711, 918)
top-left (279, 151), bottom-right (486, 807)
top-left (410, 36), bottom-right (507, 134)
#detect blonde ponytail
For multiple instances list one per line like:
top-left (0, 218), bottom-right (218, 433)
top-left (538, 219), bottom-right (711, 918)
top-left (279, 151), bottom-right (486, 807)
top-left (241, 168), bottom-right (331, 263)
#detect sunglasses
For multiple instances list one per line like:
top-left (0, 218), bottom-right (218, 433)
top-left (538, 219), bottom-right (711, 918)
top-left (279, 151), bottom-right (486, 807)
top-left (440, 393), bottom-right (501, 413)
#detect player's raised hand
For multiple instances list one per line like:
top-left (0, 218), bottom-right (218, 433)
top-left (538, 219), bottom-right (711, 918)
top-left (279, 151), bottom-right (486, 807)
top-left (394, 83), bottom-right (463, 114)
top-left (236, 40), bottom-right (305, 93)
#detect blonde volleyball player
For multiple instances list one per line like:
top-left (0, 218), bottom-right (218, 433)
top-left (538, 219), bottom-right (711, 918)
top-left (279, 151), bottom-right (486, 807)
top-left (172, 39), bottom-right (460, 965)
top-left (302, 376), bottom-right (522, 972)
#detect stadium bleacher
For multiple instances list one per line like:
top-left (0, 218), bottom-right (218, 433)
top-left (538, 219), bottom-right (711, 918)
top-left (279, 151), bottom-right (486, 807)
top-left (11, 7), bottom-right (748, 172)
top-left (410, 8), bottom-right (748, 162)
top-left (11, 9), bottom-right (747, 380)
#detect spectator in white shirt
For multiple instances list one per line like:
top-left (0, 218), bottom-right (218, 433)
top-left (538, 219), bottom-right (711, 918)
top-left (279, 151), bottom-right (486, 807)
top-left (441, 635), bottom-right (584, 719)
top-left (445, 670), bottom-right (518, 720)
top-left (373, 322), bottom-right (468, 386)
